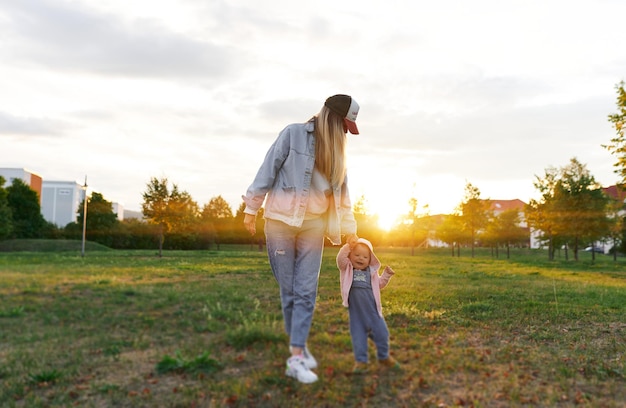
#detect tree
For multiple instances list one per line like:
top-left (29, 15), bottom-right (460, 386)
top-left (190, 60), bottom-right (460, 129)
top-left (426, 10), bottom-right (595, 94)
top-left (485, 209), bottom-right (529, 258)
top-left (352, 194), bottom-right (381, 246)
top-left (203, 195), bottom-right (234, 219)
top-left (77, 192), bottom-right (119, 247)
top-left (0, 176), bottom-right (13, 240)
top-left (526, 158), bottom-right (610, 261)
top-left (142, 177), bottom-right (198, 256)
top-left (458, 182), bottom-right (490, 257)
top-left (605, 195), bottom-right (625, 260)
top-left (526, 166), bottom-right (560, 259)
top-left (554, 159), bottom-right (609, 260)
top-left (167, 190), bottom-right (199, 232)
top-left (200, 195), bottom-right (234, 250)
top-left (436, 214), bottom-right (467, 257)
top-left (602, 80), bottom-right (626, 259)
top-left (399, 197), bottom-right (430, 254)
top-left (163, 189), bottom-right (199, 250)
top-left (6, 178), bottom-right (47, 239)
top-left (603, 81), bottom-right (626, 184)
top-left (114, 218), bottom-right (159, 250)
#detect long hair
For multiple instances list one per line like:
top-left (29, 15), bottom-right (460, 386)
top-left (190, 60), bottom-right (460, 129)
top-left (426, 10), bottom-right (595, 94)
top-left (313, 105), bottom-right (347, 187)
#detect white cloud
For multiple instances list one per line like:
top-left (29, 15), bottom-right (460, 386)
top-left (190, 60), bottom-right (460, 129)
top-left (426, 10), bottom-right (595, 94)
top-left (0, 0), bottom-right (235, 78)
top-left (0, 112), bottom-right (67, 136)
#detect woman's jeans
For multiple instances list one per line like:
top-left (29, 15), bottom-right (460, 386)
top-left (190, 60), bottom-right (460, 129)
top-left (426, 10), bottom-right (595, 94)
top-left (265, 217), bottom-right (326, 349)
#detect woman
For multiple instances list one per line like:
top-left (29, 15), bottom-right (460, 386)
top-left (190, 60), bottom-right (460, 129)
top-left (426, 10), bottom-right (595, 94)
top-left (242, 94), bottom-right (360, 384)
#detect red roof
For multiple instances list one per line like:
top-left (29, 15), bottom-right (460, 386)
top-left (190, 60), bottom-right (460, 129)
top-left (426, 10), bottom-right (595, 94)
top-left (602, 185), bottom-right (626, 202)
top-left (484, 199), bottom-right (527, 213)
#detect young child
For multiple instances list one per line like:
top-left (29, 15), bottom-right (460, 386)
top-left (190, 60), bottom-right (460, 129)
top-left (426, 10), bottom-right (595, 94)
top-left (336, 238), bottom-right (400, 373)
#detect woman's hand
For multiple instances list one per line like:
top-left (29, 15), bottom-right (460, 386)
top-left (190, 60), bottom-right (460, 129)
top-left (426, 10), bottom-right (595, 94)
top-left (345, 234), bottom-right (359, 248)
top-left (244, 213), bottom-right (257, 235)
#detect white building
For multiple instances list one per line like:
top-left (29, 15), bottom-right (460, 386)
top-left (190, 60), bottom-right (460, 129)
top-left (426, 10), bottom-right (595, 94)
top-left (0, 168), bottom-right (43, 203)
top-left (112, 202), bottom-right (124, 221)
top-left (41, 180), bottom-right (86, 227)
top-left (2, 167), bottom-right (132, 227)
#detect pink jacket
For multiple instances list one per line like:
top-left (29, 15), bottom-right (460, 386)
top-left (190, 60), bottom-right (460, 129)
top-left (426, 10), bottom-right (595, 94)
top-left (336, 238), bottom-right (395, 317)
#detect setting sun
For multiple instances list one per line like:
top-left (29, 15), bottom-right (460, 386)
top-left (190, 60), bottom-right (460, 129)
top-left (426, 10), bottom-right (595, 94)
top-left (368, 199), bottom-right (407, 231)
top-left (376, 212), bottom-right (401, 231)
top-left (350, 172), bottom-right (467, 233)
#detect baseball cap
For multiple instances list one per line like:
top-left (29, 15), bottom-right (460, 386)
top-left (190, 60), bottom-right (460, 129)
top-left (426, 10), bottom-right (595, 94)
top-left (324, 94), bottom-right (359, 134)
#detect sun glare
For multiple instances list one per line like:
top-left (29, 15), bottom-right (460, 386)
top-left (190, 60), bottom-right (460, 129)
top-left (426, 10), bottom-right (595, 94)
top-left (350, 171), bottom-right (466, 234)
top-left (369, 199), bottom-right (407, 232)
top-left (364, 184), bottom-right (461, 232)
top-left (377, 212), bottom-right (401, 231)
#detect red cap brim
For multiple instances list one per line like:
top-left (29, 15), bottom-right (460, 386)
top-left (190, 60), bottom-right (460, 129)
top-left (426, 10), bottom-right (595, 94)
top-left (344, 118), bottom-right (359, 135)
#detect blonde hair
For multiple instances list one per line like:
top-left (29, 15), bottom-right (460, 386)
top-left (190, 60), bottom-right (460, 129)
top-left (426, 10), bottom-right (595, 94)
top-left (313, 105), bottom-right (347, 187)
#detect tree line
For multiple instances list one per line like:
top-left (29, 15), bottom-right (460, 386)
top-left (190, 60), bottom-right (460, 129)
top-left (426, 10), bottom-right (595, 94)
top-left (1, 82), bottom-right (625, 257)
top-left (0, 160), bottom-right (622, 259)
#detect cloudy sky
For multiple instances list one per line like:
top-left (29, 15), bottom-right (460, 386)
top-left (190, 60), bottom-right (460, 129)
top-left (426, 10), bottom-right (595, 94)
top-left (1, 0), bottom-right (624, 228)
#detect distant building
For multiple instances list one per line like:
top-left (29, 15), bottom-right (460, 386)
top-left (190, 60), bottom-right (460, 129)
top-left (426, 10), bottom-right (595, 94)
top-left (422, 213), bottom-right (448, 248)
top-left (484, 198), bottom-right (537, 248)
top-left (123, 209), bottom-right (143, 220)
top-left (112, 202), bottom-right (124, 221)
top-left (485, 198), bottom-right (543, 248)
top-left (603, 185), bottom-right (626, 207)
top-left (1, 166), bottom-right (136, 226)
top-left (41, 180), bottom-right (86, 227)
top-left (0, 168), bottom-right (43, 203)
top-left (485, 199), bottom-right (526, 219)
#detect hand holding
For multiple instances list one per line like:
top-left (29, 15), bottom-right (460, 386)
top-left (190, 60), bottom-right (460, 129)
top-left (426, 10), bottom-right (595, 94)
top-left (345, 234), bottom-right (359, 248)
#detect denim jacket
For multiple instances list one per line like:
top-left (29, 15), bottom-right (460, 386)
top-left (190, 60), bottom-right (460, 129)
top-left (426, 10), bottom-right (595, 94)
top-left (242, 120), bottom-right (356, 245)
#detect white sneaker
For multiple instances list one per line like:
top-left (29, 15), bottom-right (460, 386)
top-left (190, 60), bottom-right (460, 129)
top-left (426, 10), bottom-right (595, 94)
top-left (289, 346), bottom-right (318, 369)
top-left (286, 355), bottom-right (318, 384)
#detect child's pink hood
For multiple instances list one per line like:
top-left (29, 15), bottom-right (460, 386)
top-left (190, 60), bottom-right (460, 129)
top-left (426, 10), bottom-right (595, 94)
top-left (355, 238), bottom-right (381, 272)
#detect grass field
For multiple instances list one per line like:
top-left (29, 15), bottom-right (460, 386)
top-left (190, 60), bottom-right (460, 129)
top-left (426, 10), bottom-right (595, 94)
top-left (1, 243), bottom-right (626, 407)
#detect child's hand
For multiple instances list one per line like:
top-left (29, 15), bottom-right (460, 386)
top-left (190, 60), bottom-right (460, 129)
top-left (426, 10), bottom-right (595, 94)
top-left (345, 234), bottom-right (359, 248)
top-left (384, 266), bottom-right (395, 275)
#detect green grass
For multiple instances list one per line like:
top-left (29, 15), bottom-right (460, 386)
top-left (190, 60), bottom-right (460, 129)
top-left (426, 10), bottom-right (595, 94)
top-left (1, 245), bottom-right (625, 407)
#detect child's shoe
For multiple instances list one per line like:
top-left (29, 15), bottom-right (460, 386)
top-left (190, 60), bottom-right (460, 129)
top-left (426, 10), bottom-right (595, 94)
top-left (352, 362), bottom-right (368, 374)
top-left (379, 356), bottom-right (400, 370)
top-left (286, 355), bottom-right (318, 384)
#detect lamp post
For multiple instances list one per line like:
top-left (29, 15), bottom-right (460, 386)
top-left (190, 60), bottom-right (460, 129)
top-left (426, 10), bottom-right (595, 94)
top-left (81, 176), bottom-right (88, 258)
